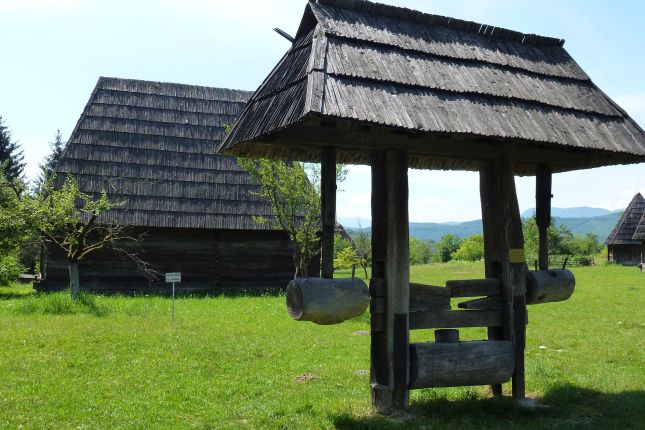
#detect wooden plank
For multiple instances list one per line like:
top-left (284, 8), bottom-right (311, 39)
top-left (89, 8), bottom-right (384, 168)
top-left (409, 309), bottom-right (502, 330)
top-left (386, 149), bottom-right (410, 411)
top-left (536, 165), bottom-right (552, 270)
top-left (457, 296), bottom-right (503, 310)
top-left (409, 341), bottom-right (513, 389)
top-left (409, 283), bottom-right (451, 312)
top-left (446, 278), bottom-right (501, 297)
top-left (320, 147), bottom-right (336, 279)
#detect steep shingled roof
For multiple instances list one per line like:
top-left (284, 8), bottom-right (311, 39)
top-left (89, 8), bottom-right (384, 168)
top-left (56, 77), bottom-right (280, 230)
top-left (606, 193), bottom-right (645, 245)
top-left (632, 211), bottom-right (645, 241)
top-left (219, 0), bottom-right (645, 174)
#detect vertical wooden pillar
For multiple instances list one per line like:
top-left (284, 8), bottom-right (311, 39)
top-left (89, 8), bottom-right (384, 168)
top-left (370, 149), bottom-right (410, 413)
top-left (536, 166), bottom-right (552, 270)
top-left (320, 148), bottom-right (336, 279)
top-left (480, 159), bottom-right (527, 400)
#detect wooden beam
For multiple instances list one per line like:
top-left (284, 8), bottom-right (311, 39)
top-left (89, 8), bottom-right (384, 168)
top-left (536, 165), bottom-right (552, 270)
top-left (386, 149), bottom-right (410, 411)
top-left (446, 278), bottom-right (501, 297)
top-left (320, 147), bottom-right (336, 279)
top-left (409, 309), bottom-right (503, 330)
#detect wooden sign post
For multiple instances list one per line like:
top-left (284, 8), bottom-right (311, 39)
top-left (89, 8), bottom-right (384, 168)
top-left (165, 272), bottom-right (181, 324)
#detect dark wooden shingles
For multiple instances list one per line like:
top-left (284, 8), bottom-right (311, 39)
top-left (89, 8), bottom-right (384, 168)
top-left (310, 2), bottom-right (586, 80)
top-left (607, 193), bottom-right (645, 245)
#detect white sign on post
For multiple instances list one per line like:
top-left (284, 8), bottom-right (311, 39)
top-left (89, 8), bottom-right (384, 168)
top-left (165, 272), bottom-right (181, 324)
top-left (165, 272), bottom-right (181, 283)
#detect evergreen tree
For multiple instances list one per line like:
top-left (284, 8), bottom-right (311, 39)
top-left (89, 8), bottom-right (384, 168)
top-left (0, 116), bottom-right (25, 180)
top-left (36, 130), bottom-right (65, 190)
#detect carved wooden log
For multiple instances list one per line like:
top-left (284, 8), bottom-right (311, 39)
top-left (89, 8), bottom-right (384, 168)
top-left (409, 340), bottom-right (513, 389)
top-left (286, 277), bottom-right (369, 325)
top-left (525, 269), bottom-right (575, 305)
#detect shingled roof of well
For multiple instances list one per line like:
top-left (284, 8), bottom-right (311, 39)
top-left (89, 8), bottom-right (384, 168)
top-left (606, 193), bottom-right (645, 245)
top-left (56, 77), bottom-right (280, 230)
top-left (219, 0), bottom-right (645, 173)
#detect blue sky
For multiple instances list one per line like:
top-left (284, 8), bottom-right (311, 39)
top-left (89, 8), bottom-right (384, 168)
top-left (1, 0), bottom-right (643, 222)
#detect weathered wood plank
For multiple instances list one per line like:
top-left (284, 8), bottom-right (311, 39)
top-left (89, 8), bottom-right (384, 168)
top-left (320, 147), bottom-right (336, 279)
top-left (409, 283), bottom-right (451, 312)
top-left (409, 341), bottom-right (514, 389)
top-left (457, 296), bottom-right (503, 310)
top-left (409, 309), bottom-right (502, 330)
top-left (526, 269), bottom-right (575, 305)
top-left (446, 278), bottom-right (501, 297)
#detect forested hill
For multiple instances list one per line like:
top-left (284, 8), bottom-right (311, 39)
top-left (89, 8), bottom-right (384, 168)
top-left (345, 212), bottom-right (622, 242)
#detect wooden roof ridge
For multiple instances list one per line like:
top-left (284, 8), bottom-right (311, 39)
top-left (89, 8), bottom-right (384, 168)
top-left (606, 193), bottom-right (645, 245)
top-left (55, 76), bottom-right (284, 231)
top-left (300, 0), bottom-right (564, 48)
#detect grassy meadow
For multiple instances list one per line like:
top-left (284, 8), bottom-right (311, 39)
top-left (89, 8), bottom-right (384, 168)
top-left (0, 263), bottom-right (643, 429)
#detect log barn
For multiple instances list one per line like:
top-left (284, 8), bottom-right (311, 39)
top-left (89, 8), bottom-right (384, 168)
top-left (38, 77), bottom-right (312, 294)
top-left (218, 0), bottom-right (645, 412)
top-left (607, 193), bottom-right (645, 265)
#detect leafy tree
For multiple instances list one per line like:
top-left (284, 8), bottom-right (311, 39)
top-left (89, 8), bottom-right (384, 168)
top-left (432, 234), bottom-right (462, 263)
top-left (409, 236), bottom-right (433, 265)
top-left (333, 232), bottom-right (351, 259)
top-left (353, 227), bottom-right (371, 278)
top-left (574, 233), bottom-right (603, 256)
top-left (0, 167), bottom-right (28, 284)
top-left (36, 130), bottom-right (65, 192)
top-left (237, 158), bottom-right (322, 278)
top-left (452, 234), bottom-right (484, 261)
top-left (0, 116), bottom-right (25, 180)
top-left (334, 246), bottom-right (359, 270)
top-left (523, 216), bottom-right (578, 257)
top-left (17, 174), bottom-right (152, 298)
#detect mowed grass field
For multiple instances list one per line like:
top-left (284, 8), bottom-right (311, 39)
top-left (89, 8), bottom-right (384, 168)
top-left (0, 263), bottom-right (643, 429)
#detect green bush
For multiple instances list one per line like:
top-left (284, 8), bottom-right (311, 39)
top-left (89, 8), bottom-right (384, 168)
top-left (0, 253), bottom-right (23, 285)
top-left (452, 234), bottom-right (484, 261)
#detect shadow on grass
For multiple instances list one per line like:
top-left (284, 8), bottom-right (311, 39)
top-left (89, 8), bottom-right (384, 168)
top-left (333, 385), bottom-right (645, 430)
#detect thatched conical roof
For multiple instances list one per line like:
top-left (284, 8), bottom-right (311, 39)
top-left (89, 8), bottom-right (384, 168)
top-left (219, 0), bottom-right (645, 174)
top-left (606, 193), bottom-right (645, 245)
top-left (56, 77), bottom-right (279, 230)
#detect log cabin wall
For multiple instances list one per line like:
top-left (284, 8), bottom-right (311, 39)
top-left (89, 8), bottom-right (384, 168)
top-left (39, 227), bottom-right (307, 293)
top-left (607, 244), bottom-right (643, 266)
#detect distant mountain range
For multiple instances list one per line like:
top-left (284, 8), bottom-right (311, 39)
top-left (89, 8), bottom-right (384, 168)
top-left (343, 209), bottom-right (623, 242)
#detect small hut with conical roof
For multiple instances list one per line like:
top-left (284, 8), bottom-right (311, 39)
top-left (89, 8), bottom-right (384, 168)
top-left (607, 193), bottom-right (645, 265)
top-left (219, 0), bottom-right (645, 412)
top-left (39, 77), bottom-right (313, 294)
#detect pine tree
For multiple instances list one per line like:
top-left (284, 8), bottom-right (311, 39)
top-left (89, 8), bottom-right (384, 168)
top-left (36, 130), bottom-right (65, 189)
top-left (0, 116), bottom-right (25, 180)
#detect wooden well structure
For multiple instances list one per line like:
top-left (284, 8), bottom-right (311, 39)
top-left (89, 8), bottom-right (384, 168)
top-left (218, 0), bottom-right (645, 412)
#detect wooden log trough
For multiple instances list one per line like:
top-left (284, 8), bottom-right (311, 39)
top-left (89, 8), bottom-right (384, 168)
top-left (286, 277), bottom-right (369, 325)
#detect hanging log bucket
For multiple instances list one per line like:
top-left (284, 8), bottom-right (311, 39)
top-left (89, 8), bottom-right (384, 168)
top-left (286, 277), bottom-right (370, 325)
top-left (525, 269), bottom-right (575, 305)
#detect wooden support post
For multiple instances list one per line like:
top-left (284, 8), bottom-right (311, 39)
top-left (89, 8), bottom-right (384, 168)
top-left (386, 149), bottom-right (410, 411)
top-left (321, 148), bottom-right (336, 279)
top-left (370, 149), bottom-right (410, 413)
top-left (370, 151), bottom-right (389, 410)
top-left (536, 166), bottom-right (552, 270)
top-left (480, 160), bottom-right (527, 399)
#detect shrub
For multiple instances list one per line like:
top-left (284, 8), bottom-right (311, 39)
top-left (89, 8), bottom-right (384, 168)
top-left (452, 234), bottom-right (484, 261)
top-left (0, 253), bottom-right (23, 285)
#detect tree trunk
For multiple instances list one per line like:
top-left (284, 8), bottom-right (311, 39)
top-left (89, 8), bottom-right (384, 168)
top-left (69, 261), bottom-right (80, 299)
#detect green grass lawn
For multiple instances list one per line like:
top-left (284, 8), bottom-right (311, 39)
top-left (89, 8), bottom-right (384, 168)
top-left (0, 263), bottom-right (643, 429)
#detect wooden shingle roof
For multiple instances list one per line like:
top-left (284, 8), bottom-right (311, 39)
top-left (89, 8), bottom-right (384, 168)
top-left (219, 0), bottom-right (645, 174)
top-left (632, 209), bottom-right (645, 242)
top-left (606, 193), bottom-right (645, 245)
top-left (57, 77), bottom-right (280, 230)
